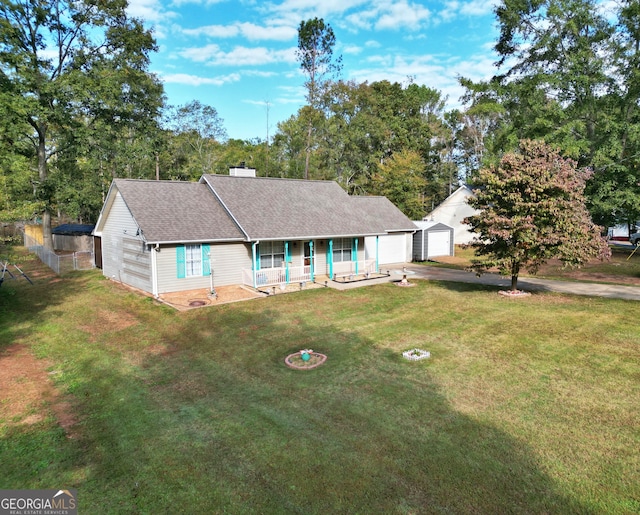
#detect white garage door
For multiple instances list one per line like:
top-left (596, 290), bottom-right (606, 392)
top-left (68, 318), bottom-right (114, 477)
top-left (367, 234), bottom-right (408, 264)
top-left (427, 230), bottom-right (451, 258)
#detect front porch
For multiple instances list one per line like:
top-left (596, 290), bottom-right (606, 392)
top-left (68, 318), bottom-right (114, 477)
top-left (241, 259), bottom-right (379, 289)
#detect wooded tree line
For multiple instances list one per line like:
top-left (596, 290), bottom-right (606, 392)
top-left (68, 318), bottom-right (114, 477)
top-left (2, 0), bottom-right (639, 249)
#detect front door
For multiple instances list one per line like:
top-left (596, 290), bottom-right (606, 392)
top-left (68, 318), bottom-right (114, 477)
top-left (304, 242), bottom-right (311, 266)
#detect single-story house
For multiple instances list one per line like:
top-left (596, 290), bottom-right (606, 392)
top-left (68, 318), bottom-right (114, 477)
top-left (424, 185), bottom-right (478, 245)
top-left (92, 171), bottom-right (417, 296)
top-left (412, 221), bottom-right (454, 261)
top-left (52, 223), bottom-right (95, 252)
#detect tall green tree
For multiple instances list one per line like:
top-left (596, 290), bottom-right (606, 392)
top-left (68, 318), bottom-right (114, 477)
top-left (465, 139), bottom-right (609, 291)
top-left (296, 17), bottom-right (341, 179)
top-left (370, 149), bottom-right (427, 219)
top-left (586, 0), bottom-right (640, 230)
top-left (0, 0), bottom-right (163, 248)
top-left (163, 101), bottom-right (228, 180)
top-left (462, 0), bottom-right (640, 231)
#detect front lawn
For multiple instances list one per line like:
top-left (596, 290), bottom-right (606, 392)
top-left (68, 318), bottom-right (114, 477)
top-left (1, 250), bottom-right (638, 513)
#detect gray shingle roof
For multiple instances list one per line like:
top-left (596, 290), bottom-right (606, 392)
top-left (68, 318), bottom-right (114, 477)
top-left (201, 175), bottom-right (391, 240)
top-left (350, 196), bottom-right (418, 233)
top-left (113, 179), bottom-right (246, 243)
top-left (103, 176), bottom-right (416, 244)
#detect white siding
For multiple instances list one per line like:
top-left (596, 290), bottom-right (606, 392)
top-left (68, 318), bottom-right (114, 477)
top-left (366, 234), bottom-right (411, 264)
top-left (156, 243), bottom-right (252, 293)
top-left (101, 192), bottom-right (152, 293)
top-left (427, 186), bottom-right (479, 244)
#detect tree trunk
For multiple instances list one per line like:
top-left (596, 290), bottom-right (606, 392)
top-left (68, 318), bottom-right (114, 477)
top-left (38, 127), bottom-right (53, 251)
top-left (511, 274), bottom-right (518, 292)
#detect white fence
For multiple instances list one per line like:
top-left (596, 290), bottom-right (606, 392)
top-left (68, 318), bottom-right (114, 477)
top-left (24, 233), bottom-right (95, 275)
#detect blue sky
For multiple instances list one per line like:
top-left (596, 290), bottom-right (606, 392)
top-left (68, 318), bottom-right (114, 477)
top-left (126, 0), bottom-right (502, 141)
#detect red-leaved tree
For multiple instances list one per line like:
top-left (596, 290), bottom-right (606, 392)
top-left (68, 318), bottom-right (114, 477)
top-left (465, 139), bottom-right (610, 291)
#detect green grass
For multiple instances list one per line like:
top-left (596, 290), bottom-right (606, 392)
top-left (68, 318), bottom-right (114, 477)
top-left (1, 249), bottom-right (639, 513)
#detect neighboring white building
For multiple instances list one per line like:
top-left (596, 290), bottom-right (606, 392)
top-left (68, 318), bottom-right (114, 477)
top-left (608, 223), bottom-right (640, 240)
top-left (424, 185), bottom-right (479, 245)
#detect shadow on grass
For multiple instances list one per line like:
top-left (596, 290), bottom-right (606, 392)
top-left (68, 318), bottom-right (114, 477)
top-left (0, 275), bottom-right (592, 513)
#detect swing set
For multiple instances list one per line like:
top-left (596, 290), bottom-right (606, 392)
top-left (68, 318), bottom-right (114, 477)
top-left (0, 260), bottom-right (33, 288)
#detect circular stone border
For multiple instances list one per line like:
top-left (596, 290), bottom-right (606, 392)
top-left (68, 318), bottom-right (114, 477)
top-left (402, 348), bottom-right (431, 361)
top-left (285, 352), bottom-right (327, 370)
top-left (498, 290), bottom-right (531, 298)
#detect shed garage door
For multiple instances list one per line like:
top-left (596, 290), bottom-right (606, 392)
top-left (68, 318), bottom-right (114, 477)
top-left (374, 234), bottom-right (408, 264)
top-left (428, 230), bottom-right (451, 258)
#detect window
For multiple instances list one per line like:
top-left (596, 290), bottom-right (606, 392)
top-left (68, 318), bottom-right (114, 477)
top-left (177, 244), bottom-right (210, 278)
top-left (260, 241), bottom-right (285, 269)
top-left (333, 238), bottom-right (352, 262)
top-left (185, 244), bottom-right (202, 276)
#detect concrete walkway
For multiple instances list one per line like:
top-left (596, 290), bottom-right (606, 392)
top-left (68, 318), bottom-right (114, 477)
top-left (327, 264), bottom-right (640, 301)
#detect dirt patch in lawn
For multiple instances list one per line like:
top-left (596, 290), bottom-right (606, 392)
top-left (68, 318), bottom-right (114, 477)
top-left (0, 343), bottom-right (78, 438)
top-left (80, 308), bottom-right (138, 341)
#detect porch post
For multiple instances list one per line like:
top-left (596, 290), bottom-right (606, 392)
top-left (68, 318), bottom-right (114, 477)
top-left (309, 240), bottom-right (314, 282)
top-left (252, 241), bottom-right (258, 288)
top-left (354, 238), bottom-right (359, 275)
top-left (328, 239), bottom-right (333, 279)
top-left (285, 241), bottom-right (290, 284)
top-left (376, 235), bottom-right (380, 273)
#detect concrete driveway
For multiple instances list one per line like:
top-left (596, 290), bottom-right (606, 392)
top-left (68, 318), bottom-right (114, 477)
top-left (403, 264), bottom-right (640, 301)
top-left (321, 262), bottom-right (640, 301)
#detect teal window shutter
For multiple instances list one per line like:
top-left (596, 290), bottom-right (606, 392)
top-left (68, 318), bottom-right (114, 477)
top-left (352, 238), bottom-right (357, 261)
top-left (177, 245), bottom-right (186, 278)
top-left (202, 244), bottom-right (211, 276)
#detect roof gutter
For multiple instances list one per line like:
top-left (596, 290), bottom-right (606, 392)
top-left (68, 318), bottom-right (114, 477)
top-left (144, 237), bottom-right (247, 246)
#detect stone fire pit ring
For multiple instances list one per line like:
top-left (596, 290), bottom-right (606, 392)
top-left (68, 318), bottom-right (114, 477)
top-left (285, 350), bottom-right (327, 370)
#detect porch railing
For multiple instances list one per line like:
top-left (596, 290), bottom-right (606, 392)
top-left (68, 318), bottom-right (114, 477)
top-left (242, 265), bottom-right (311, 288)
top-left (332, 259), bottom-right (377, 279)
top-left (242, 260), bottom-right (377, 288)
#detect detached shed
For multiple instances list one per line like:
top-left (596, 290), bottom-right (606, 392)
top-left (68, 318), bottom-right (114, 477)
top-left (52, 224), bottom-right (95, 252)
top-left (412, 221), bottom-right (454, 261)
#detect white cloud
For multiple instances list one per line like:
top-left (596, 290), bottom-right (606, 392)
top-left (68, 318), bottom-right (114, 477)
top-left (459, 0), bottom-right (498, 17)
top-left (182, 22), bottom-right (297, 41)
top-left (179, 44), bottom-right (297, 66)
top-left (438, 0), bottom-right (498, 23)
top-left (127, 0), bottom-right (176, 25)
top-left (160, 72), bottom-right (241, 86)
top-left (343, 0), bottom-right (431, 32)
top-left (262, 0), bottom-right (369, 20)
top-left (182, 24), bottom-right (240, 38)
top-left (170, 0), bottom-right (226, 6)
top-left (343, 44), bottom-right (363, 55)
top-left (375, 1), bottom-right (431, 30)
top-left (347, 50), bottom-right (499, 108)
